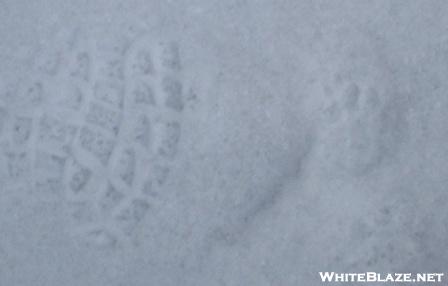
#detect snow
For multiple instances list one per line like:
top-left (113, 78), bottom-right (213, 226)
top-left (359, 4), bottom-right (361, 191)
top-left (0, 1), bottom-right (447, 285)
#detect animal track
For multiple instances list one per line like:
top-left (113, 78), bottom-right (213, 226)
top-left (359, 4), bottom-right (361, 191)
top-left (317, 80), bottom-right (389, 175)
top-left (311, 34), bottom-right (408, 177)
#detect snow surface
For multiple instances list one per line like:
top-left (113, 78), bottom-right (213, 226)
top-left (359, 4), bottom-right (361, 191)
top-left (0, 1), bottom-right (448, 285)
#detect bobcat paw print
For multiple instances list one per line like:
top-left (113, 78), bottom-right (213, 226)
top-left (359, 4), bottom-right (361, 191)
top-left (316, 74), bottom-right (391, 176)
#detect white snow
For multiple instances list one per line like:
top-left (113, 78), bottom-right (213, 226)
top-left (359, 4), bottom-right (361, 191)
top-left (0, 1), bottom-right (447, 285)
